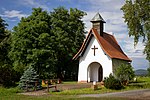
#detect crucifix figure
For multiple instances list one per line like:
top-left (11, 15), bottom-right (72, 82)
top-left (91, 45), bottom-right (98, 56)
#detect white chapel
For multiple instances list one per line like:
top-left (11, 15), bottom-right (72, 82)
top-left (73, 13), bottom-right (131, 83)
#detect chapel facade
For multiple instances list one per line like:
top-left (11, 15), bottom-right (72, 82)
top-left (73, 13), bottom-right (131, 83)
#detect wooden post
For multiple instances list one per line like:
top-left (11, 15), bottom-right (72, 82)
top-left (47, 81), bottom-right (49, 92)
top-left (91, 81), bottom-right (98, 90)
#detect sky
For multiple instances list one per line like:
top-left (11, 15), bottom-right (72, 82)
top-left (0, 0), bottom-right (149, 70)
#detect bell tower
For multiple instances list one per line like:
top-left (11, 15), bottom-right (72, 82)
top-left (90, 13), bottom-right (106, 36)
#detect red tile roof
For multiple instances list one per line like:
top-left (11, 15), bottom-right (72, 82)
top-left (73, 28), bottom-right (131, 62)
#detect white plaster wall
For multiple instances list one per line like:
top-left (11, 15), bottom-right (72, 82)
top-left (78, 33), bottom-right (112, 82)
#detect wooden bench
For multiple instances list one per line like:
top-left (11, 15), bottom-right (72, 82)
top-left (47, 84), bottom-right (57, 92)
top-left (43, 79), bottom-right (59, 92)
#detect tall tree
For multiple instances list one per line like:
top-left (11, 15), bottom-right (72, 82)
top-left (9, 7), bottom-right (86, 79)
top-left (121, 0), bottom-right (150, 61)
top-left (9, 8), bottom-right (57, 77)
top-left (50, 7), bottom-right (86, 79)
top-left (0, 17), bottom-right (18, 87)
top-left (0, 16), bottom-right (8, 65)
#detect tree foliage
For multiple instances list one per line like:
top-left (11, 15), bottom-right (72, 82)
top-left (50, 7), bottom-right (86, 79)
top-left (0, 16), bottom-right (8, 36)
top-left (9, 8), bottom-right (57, 76)
top-left (0, 64), bottom-right (18, 87)
top-left (19, 66), bottom-right (41, 90)
top-left (0, 17), bottom-right (19, 87)
top-left (115, 63), bottom-right (135, 83)
top-left (121, 0), bottom-right (150, 61)
top-left (9, 7), bottom-right (86, 79)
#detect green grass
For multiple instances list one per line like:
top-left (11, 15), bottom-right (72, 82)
top-left (62, 81), bottom-right (77, 84)
top-left (0, 86), bottom-right (125, 100)
top-left (51, 87), bottom-right (121, 95)
top-left (127, 76), bottom-right (150, 89)
top-left (52, 76), bottom-right (150, 95)
top-left (0, 95), bottom-right (125, 100)
top-left (0, 86), bottom-right (22, 96)
top-left (0, 76), bottom-right (150, 100)
top-left (0, 86), bottom-right (124, 100)
top-left (137, 76), bottom-right (150, 83)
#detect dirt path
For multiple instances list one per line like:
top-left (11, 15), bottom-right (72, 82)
top-left (19, 83), bottom-right (92, 96)
top-left (19, 89), bottom-right (48, 96)
top-left (57, 83), bottom-right (92, 90)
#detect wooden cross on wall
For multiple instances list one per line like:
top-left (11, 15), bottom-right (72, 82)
top-left (91, 45), bottom-right (98, 56)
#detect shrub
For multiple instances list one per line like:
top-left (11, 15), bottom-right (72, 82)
top-left (104, 74), bottom-right (123, 90)
top-left (0, 64), bottom-right (19, 87)
top-left (18, 66), bottom-right (42, 90)
top-left (147, 67), bottom-right (150, 76)
top-left (115, 63), bottom-right (135, 84)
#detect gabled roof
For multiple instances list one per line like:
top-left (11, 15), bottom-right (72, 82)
top-left (73, 28), bottom-right (131, 62)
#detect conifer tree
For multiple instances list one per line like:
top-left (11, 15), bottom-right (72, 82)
top-left (19, 66), bottom-right (41, 90)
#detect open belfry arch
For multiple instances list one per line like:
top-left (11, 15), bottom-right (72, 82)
top-left (73, 13), bottom-right (131, 83)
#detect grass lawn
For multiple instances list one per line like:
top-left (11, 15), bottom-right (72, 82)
top-left (0, 76), bottom-right (150, 100)
top-left (0, 87), bottom-right (125, 100)
top-left (51, 76), bottom-right (150, 95)
top-left (62, 81), bottom-right (77, 84)
top-left (1, 95), bottom-right (125, 100)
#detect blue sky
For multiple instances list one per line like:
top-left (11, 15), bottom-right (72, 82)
top-left (0, 0), bottom-right (149, 70)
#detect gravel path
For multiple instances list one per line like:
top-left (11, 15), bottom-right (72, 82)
top-left (79, 89), bottom-right (150, 99)
top-left (19, 83), bottom-right (150, 100)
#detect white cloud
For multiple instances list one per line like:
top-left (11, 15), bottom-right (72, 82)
top-left (21, 0), bottom-right (49, 10)
top-left (111, 33), bottom-right (145, 60)
top-left (83, 11), bottom-right (127, 33)
top-left (85, 0), bottom-right (124, 12)
top-left (82, 0), bottom-right (127, 33)
top-left (82, 11), bottom-right (95, 31)
top-left (123, 40), bottom-right (146, 58)
top-left (1, 10), bottom-right (28, 19)
top-left (131, 57), bottom-right (149, 70)
top-left (113, 32), bottom-right (146, 59)
top-left (114, 33), bottom-right (129, 40)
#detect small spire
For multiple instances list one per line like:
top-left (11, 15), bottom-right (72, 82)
top-left (91, 13), bottom-right (106, 36)
top-left (91, 13), bottom-right (106, 23)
